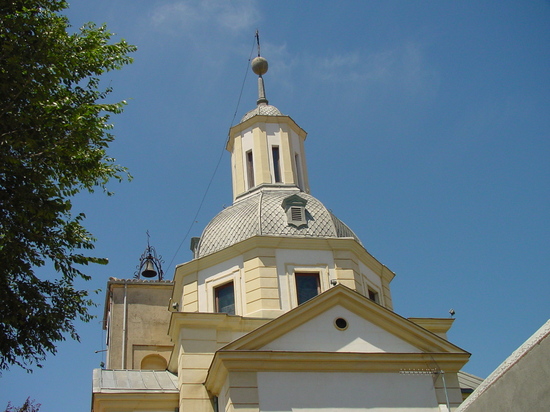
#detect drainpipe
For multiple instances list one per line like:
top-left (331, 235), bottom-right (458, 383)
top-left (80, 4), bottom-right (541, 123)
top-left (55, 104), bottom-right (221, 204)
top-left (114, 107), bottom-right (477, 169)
top-left (122, 282), bottom-right (128, 369)
top-left (106, 290), bottom-right (113, 368)
top-left (440, 371), bottom-right (451, 411)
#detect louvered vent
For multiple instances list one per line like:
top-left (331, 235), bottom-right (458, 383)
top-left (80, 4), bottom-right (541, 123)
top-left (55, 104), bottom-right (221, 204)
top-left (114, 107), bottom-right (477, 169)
top-left (291, 206), bottom-right (304, 222)
top-left (282, 194), bottom-right (308, 228)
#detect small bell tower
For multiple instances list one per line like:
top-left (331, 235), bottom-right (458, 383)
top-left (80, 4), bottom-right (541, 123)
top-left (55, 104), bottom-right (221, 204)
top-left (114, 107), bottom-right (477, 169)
top-left (134, 232), bottom-right (164, 281)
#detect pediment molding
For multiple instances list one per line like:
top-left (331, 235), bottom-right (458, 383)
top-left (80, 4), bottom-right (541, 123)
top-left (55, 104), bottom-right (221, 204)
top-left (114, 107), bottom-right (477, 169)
top-left (221, 285), bottom-right (468, 355)
top-left (206, 350), bottom-right (470, 394)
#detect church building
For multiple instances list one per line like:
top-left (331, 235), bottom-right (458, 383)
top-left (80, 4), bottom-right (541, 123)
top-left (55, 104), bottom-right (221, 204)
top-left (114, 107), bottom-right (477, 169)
top-left (91, 50), bottom-right (481, 412)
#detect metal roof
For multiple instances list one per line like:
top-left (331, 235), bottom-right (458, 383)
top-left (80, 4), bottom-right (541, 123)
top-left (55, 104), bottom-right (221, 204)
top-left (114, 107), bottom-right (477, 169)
top-left (92, 369), bottom-right (178, 393)
top-left (457, 370), bottom-right (484, 392)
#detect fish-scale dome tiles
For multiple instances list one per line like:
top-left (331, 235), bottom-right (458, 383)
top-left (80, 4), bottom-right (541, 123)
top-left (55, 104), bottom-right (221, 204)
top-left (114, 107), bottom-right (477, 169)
top-left (195, 189), bottom-right (361, 258)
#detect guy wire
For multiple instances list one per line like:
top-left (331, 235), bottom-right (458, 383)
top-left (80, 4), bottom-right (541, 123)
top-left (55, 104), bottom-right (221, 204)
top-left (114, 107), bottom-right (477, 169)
top-left (166, 35), bottom-right (257, 271)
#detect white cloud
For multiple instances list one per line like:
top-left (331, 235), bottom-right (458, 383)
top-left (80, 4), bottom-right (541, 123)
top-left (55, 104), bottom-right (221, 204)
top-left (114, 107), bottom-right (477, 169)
top-left (151, 0), bottom-right (260, 36)
top-left (247, 41), bottom-right (439, 107)
top-left (261, 41), bottom-right (293, 74)
top-left (309, 42), bottom-right (439, 98)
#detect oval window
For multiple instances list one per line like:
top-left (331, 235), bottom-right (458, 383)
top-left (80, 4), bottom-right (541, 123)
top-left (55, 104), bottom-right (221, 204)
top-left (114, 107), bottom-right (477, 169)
top-left (334, 317), bottom-right (348, 330)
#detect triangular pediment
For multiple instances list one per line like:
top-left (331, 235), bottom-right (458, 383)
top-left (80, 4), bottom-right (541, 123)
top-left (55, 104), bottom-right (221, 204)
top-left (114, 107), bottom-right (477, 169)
top-left (206, 286), bottom-right (470, 395)
top-left (222, 285), bottom-right (468, 355)
top-left (259, 305), bottom-right (421, 353)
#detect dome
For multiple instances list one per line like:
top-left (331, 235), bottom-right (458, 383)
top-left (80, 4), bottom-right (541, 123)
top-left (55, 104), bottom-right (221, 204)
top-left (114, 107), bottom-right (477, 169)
top-left (240, 104), bottom-right (283, 123)
top-left (194, 189), bottom-right (361, 258)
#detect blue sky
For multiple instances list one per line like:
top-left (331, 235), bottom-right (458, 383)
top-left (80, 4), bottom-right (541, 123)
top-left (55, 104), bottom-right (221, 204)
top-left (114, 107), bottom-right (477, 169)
top-left (2, 1), bottom-right (549, 410)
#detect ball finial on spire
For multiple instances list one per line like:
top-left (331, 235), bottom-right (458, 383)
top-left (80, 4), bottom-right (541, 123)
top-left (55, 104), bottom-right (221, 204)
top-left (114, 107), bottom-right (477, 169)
top-left (251, 56), bottom-right (268, 76)
top-left (252, 31), bottom-right (269, 105)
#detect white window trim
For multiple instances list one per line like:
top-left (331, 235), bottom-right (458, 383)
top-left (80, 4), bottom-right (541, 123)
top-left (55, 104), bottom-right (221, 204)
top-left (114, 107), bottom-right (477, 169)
top-left (245, 149), bottom-right (255, 189)
top-left (205, 267), bottom-right (242, 315)
top-left (240, 128), bottom-right (254, 189)
top-left (362, 275), bottom-right (383, 305)
top-left (285, 264), bottom-right (329, 308)
top-left (269, 144), bottom-right (284, 184)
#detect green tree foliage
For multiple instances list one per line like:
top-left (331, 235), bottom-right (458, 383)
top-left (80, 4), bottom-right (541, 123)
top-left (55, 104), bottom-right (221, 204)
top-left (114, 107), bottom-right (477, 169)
top-left (0, 0), bottom-right (136, 371)
top-left (4, 398), bottom-right (41, 412)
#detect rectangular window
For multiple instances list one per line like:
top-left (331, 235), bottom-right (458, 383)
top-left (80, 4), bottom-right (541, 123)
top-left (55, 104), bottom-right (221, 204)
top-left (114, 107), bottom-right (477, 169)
top-left (367, 288), bottom-right (379, 304)
top-left (215, 282), bottom-right (235, 315)
top-left (272, 146), bottom-right (282, 183)
top-left (295, 273), bottom-right (320, 305)
top-left (246, 150), bottom-right (255, 189)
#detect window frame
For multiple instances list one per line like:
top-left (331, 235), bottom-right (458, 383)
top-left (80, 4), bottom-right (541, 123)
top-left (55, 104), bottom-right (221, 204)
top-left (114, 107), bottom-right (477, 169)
top-left (294, 272), bottom-right (321, 305)
top-left (215, 281), bottom-right (235, 315)
top-left (367, 287), bottom-right (380, 304)
top-left (272, 145), bottom-right (282, 183)
top-left (204, 267), bottom-right (241, 315)
top-left (246, 149), bottom-right (255, 189)
top-left (362, 275), bottom-right (382, 305)
top-left (285, 264), bottom-right (330, 310)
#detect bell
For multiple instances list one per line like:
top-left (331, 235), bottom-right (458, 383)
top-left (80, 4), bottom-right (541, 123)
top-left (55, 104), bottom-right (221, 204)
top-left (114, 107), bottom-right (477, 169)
top-left (141, 257), bottom-right (157, 278)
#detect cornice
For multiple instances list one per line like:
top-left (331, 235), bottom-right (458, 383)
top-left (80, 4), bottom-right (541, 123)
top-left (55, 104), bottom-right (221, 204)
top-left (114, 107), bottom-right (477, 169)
top-left (206, 350), bottom-right (470, 394)
top-left (92, 392), bottom-right (178, 412)
top-left (173, 236), bottom-right (394, 288)
top-left (167, 312), bottom-right (270, 372)
top-left (103, 278), bottom-right (175, 329)
top-left (227, 115), bottom-right (307, 150)
top-left (408, 318), bottom-right (455, 335)
top-left (168, 312), bottom-right (269, 341)
top-left (220, 285), bottom-right (467, 355)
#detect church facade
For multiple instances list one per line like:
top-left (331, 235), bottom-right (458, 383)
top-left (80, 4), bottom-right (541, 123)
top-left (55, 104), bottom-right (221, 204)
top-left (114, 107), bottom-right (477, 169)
top-left (91, 53), bottom-right (480, 412)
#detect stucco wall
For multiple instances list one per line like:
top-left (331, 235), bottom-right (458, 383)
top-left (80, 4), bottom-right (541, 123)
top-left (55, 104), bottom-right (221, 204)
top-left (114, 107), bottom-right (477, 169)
top-left (106, 281), bottom-right (173, 369)
top-left (261, 305), bottom-right (420, 353)
top-left (257, 371), bottom-right (440, 411)
top-left (458, 321), bottom-right (550, 412)
top-left (183, 238), bottom-right (394, 323)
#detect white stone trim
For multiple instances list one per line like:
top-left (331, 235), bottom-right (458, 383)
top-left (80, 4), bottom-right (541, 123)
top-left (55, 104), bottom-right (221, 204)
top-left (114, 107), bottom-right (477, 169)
top-left (362, 275), bottom-right (383, 305)
top-left (285, 264), bottom-right (329, 309)
top-left (457, 319), bottom-right (550, 411)
top-left (204, 266), bottom-right (243, 316)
